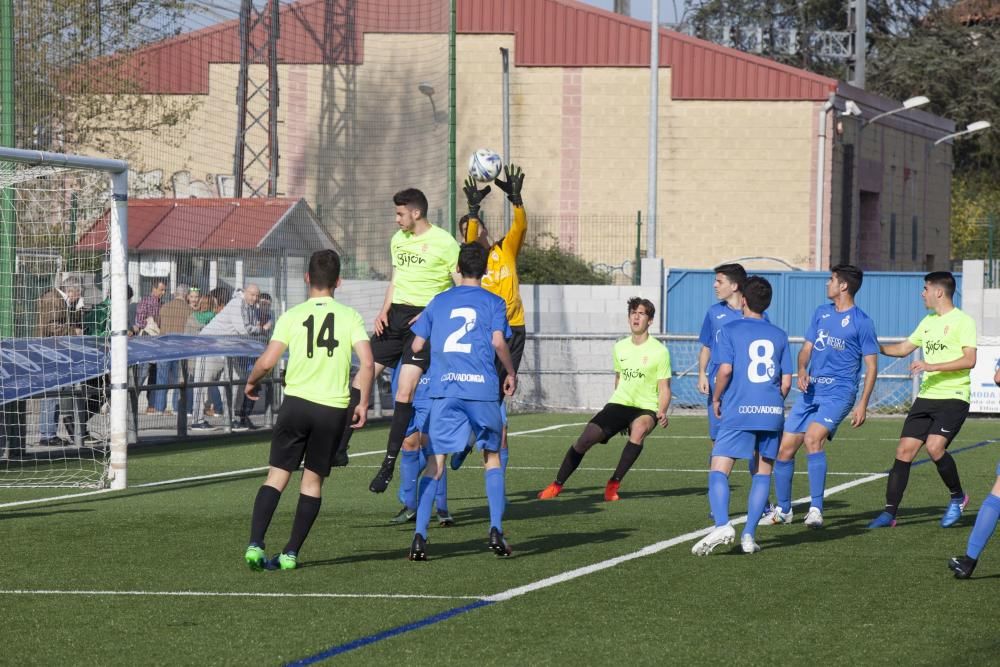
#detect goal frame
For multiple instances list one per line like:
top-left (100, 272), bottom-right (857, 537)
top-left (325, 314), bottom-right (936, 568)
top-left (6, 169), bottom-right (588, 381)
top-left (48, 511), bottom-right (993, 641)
top-left (0, 147), bottom-right (129, 489)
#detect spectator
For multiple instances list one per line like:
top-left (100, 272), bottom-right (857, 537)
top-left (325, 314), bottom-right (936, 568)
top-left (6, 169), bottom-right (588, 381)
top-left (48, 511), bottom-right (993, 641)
top-left (35, 276), bottom-right (84, 447)
top-left (190, 285), bottom-right (271, 431)
top-left (235, 291), bottom-right (275, 429)
top-left (154, 283), bottom-right (192, 415)
top-left (134, 280), bottom-right (167, 413)
top-left (186, 286), bottom-right (202, 310)
top-left (185, 293), bottom-right (223, 418)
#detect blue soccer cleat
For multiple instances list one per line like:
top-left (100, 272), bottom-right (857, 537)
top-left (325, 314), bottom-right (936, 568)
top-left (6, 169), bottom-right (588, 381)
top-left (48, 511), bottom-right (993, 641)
top-left (867, 511), bottom-right (897, 529)
top-left (940, 494), bottom-right (970, 528)
top-left (450, 444), bottom-right (474, 471)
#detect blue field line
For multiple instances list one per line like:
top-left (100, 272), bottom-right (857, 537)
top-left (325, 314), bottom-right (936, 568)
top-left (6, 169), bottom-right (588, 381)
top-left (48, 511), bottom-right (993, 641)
top-left (286, 437), bottom-right (1000, 664)
top-left (285, 599), bottom-right (494, 665)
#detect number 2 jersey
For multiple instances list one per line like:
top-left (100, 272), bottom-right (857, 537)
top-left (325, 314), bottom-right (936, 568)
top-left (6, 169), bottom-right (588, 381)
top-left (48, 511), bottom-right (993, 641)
top-left (270, 296), bottom-right (368, 408)
top-left (411, 285), bottom-right (511, 402)
top-left (713, 318), bottom-right (792, 432)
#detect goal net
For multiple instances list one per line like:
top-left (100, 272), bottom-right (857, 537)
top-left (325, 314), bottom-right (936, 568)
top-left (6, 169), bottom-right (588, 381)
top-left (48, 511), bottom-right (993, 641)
top-left (0, 148), bottom-right (128, 488)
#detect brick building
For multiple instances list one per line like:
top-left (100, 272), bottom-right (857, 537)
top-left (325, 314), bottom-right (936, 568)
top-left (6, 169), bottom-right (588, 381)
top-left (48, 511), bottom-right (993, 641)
top-left (89, 0), bottom-right (956, 273)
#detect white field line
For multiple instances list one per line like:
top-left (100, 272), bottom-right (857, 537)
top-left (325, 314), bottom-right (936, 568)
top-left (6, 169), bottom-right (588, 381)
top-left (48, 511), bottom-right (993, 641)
top-left (0, 589), bottom-right (482, 601)
top-left (484, 471), bottom-right (888, 603)
top-left (518, 433), bottom-right (902, 442)
top-left (0, 422), bottom-right (587, 510)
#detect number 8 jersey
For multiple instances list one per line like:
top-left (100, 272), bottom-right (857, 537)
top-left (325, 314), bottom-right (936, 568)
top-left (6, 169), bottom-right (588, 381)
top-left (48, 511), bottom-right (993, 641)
top-left (712, 318), bottom-right (792, 432)
top-left (270, 296), bottom-right (369, 408)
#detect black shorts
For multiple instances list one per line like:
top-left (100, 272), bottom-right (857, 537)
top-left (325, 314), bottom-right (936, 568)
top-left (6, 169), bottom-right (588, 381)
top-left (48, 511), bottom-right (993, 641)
top-left (496, 325), bottom-right (526, 401)
top-left (589, 403), bottom-right (657, 444)
top-left (269, 395), bottom-right (349, 477)
top-left (370, 303), bottom-right (430, 371)
top-left (900, 397), bottom-right (970, 446)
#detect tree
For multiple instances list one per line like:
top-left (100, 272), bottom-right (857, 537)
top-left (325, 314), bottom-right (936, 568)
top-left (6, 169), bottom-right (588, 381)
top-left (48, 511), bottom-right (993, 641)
top-left (518, 234), bottom-right (613, 285)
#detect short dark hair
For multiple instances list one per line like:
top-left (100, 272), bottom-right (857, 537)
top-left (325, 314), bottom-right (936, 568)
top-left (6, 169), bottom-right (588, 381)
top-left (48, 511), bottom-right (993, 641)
top-left (458, 243), bottom-right (487, 278)
top-left (627, 296), bottom-right (656, 320)
top-left (393, 188), bottom-right (428, 219)
top-left (308, 249), bottom-right (342, 289)
top-left (714, 263), bottom-right (748, 291)
top-left (209, 286), bottom-right (231, 304)
top-left (830, 264), bottom-right (863, 296)
top-left (458, 214), bottom-right (486, 238)
top-left (924, 271), bottom-right (956, 298)
top-left (743, 276), bottom-right (772, 314)
top-left (259, 292), bottom-right (272, 303)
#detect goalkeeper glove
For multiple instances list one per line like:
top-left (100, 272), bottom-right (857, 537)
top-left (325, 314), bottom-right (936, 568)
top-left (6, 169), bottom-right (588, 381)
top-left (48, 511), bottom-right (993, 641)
top-left (463, 175), bottom-right (491, 218)
top-left (494, 163), bottom-right (524, 206)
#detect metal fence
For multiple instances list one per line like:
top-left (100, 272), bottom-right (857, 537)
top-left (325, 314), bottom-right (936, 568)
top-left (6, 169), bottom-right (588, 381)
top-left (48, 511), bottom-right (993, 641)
top-left (510, 333), bottom-right (919, 415)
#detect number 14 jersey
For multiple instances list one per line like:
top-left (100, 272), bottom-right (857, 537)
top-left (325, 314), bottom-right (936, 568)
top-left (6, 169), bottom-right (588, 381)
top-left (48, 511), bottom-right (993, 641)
top-left (713, 318), bottom-right (792, 432)
top-left (271, 296), bottom-right (368, 408)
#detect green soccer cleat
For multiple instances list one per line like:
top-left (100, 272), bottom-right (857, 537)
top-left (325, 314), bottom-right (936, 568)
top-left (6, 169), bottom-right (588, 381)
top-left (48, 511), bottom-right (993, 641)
top-left (265, 551), bottom-right (298, 571)
top-left (244, 544), bottom-right (266, 571)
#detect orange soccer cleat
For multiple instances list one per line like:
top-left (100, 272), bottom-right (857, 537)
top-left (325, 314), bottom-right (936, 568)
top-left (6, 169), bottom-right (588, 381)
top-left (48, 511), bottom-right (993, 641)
top-left (537, 482), bottom-right (563, 500)
top-left (604, 480), bottom-right (621, 502)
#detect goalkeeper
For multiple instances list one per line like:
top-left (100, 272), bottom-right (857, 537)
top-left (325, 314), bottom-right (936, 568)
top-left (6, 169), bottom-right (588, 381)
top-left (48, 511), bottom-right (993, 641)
top-left (451, 164), bottom-right (527, 472)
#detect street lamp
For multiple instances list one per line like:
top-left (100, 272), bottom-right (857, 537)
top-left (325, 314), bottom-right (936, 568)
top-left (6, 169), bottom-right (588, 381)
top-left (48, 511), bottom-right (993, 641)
top-left (864, 95), bottom-right (930, 126)
top-left (934, 120), bottom-right (991, 145)
top-left (418, 82), bottom-right (448, 124)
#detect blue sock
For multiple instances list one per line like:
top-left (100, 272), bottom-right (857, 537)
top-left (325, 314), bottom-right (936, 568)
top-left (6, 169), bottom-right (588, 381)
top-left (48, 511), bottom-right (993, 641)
top-left (708, 471), bottom-right (730, 527)
top-left (398, 450), bottom-right (420, 509)
top-left (418, 448), bottom-right (428, 473)
top-left (436, 468), bottom-right (448, 512)
top-left (485, 467), bottom-right (505, 532)
top-left (967, 493), bottom-right (1000, 559)
top-left (414, 476), bottom-right (438, 539)
top-left (774, 459), bottom-right (795, 513)
top-left (500, 446), bottom-right (509, 472)
top-left (744, 474), bottom-right (771, 539)
top-left (807, 451), bottom-right (827, 510)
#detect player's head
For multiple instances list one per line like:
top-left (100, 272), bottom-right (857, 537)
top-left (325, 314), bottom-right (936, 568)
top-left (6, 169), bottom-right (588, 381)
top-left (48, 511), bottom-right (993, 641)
top-left (458, 214), bottom-right (490, 247)
top-left (627, 297), bottom-right (656, 334)
top-left (922, 271), bottom-right (956, 307)
top-left (742, 276), bottom-right (772, 315)
top-left (829, 264), bottom-right (863, 298)
top-left (458, 242), bottom-right (488, 279)
top-left (393, 188), bottom-right (428, 232)
top-left (307, 249), bottom-right (342, 289)
top-left (713, 263), bottom-right (747, 301)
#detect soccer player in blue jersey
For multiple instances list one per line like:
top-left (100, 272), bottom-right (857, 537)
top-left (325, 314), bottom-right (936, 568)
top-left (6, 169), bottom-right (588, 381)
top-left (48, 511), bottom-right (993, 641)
top-left (389, 364), bottom-right (453, 526)
top-left (697, 264), bottom-right (749, 444)
top-left (406, 243), bottom-right (517, 560)
top-left (764, 265), bottom-right (878, 528)
top-left (692, 276), bottom-right (792, 556)
top-left (949, 366), bottom-right (1000, 578)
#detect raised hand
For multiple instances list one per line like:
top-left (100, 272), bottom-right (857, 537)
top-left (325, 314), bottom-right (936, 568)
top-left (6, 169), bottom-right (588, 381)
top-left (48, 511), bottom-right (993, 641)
top-left (463, 175), bottom-right (491, 218)
top-left (494, 163), bottom-right (524, 206)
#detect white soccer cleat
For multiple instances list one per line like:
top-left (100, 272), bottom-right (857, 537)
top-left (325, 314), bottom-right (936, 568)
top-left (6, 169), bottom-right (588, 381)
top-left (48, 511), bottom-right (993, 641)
top-left (692, 524), bottom-right (736, 556)
top-left (761, 506), bottom-right (793, 525)
top-left (740, 534), bottom-right (761, 554)
top-left (804, 506), bottom-right (824, 528)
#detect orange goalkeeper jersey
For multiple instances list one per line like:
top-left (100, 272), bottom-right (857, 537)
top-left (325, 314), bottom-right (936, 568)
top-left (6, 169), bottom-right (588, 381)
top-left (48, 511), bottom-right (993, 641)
top-left (465, 206), bottom-right (526, 327)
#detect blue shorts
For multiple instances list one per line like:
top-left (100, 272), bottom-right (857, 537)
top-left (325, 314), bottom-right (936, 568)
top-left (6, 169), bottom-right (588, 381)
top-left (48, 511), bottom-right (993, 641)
top-left (713, 428), bottom-right (779, 461)
top-left (427, 397), bottom-right (503, 456)
top-left (405, 400), bottom-right (431, 437)
top-left (784, 390), bottom-right (854, 440)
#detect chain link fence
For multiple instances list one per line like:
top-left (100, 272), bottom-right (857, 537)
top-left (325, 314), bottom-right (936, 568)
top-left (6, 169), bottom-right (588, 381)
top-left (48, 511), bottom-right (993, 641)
top-left (510, 333), bottom-right (920, 415)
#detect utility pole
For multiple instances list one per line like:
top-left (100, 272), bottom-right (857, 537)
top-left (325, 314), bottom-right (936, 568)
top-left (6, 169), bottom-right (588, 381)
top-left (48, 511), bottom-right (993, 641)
top-left (233, 0), bottom-right (280, 198)
top-left (846, 0), bottom-right (866, 88)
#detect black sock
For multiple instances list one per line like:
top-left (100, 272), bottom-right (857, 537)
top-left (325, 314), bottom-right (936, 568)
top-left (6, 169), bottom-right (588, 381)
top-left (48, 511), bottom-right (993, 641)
top-left (249, 485), bottom-right (282, 546)
top-left (386, 401), bottom-right (414, 458)
top-left (555, 446), bottom-right (585, 485)
top-left (934, 452), bottom-right (964, 499)
top-left (884, 459), bottom-right (912, 517)
top-left (284, 493), bottom-right (322, 554)
top-left (611, 442), bottom-right (643, 482)
top-left (333, 387), bottom-right (361, 466)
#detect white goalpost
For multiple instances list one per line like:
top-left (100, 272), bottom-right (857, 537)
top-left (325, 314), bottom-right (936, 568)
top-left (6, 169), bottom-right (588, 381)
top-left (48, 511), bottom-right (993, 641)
top-left (0, 147), bottom-right (128, 489)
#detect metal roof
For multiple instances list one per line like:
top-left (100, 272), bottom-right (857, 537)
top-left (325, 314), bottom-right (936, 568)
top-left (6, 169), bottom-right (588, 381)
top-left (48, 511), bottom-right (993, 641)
top-left (110, 0), bottom-right (835, 101)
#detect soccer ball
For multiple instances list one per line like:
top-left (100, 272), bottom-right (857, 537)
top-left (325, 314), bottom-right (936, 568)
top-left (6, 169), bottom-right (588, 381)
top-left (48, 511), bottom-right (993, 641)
top-left (468, 149), bottom-right (502, 183)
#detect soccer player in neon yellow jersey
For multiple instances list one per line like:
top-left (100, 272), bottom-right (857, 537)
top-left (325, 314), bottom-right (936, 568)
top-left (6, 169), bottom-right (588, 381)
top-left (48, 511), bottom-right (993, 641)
top-left (868, 271), bottom-right (977, 529)
top-left (538, 297), bottom-right (671, 502)
top-left (338, 188), bottom-right (460, 494)
top-left (242, 249), bottom-right (374, 570)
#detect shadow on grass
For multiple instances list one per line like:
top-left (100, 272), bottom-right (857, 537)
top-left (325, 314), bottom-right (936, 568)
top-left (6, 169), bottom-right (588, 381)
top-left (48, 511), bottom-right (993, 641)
top-left (300, 527), bottom-right (637, 567)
